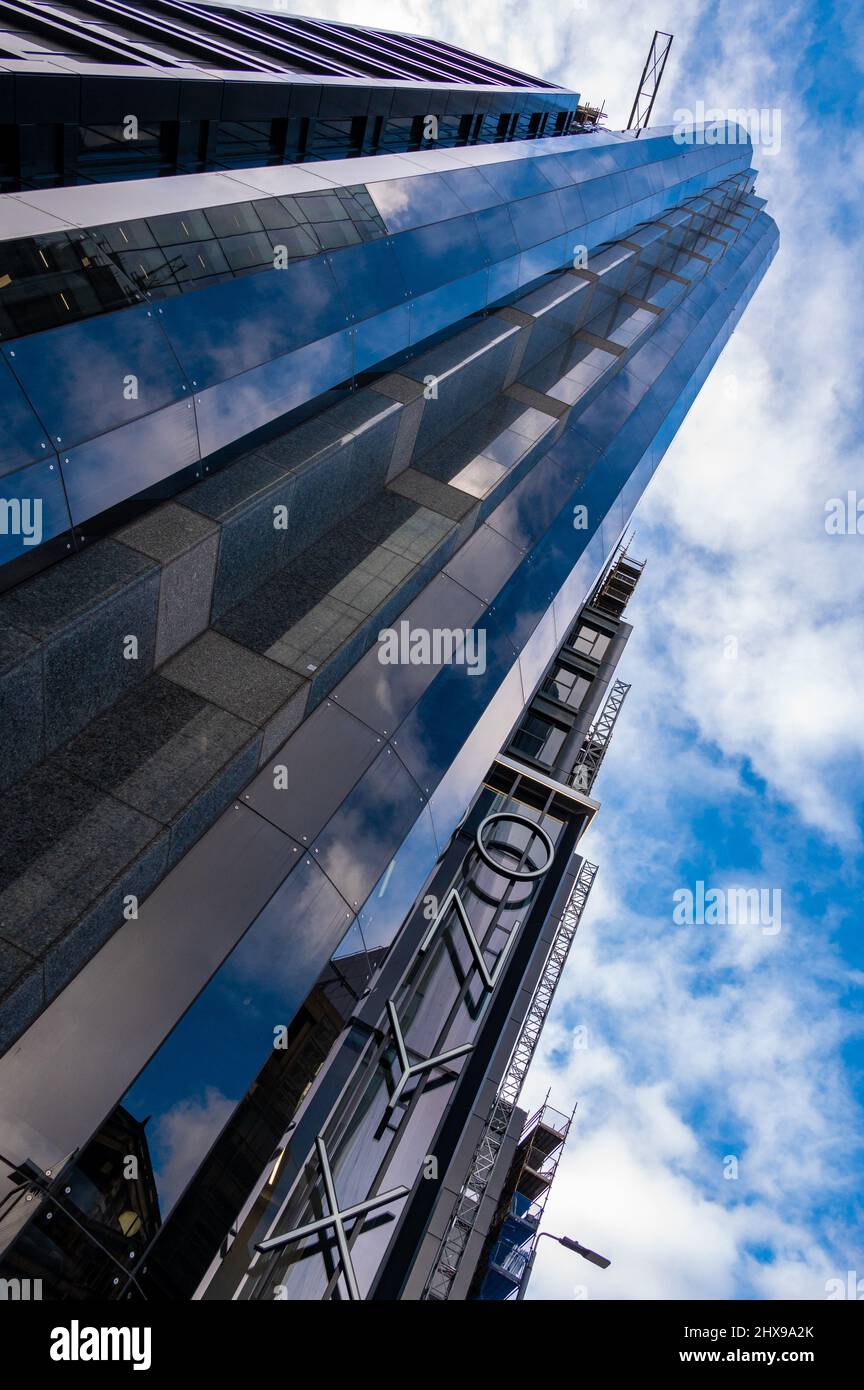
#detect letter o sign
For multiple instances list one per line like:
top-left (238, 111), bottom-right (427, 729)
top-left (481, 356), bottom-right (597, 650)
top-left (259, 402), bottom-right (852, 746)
top-left (474, 812), bottom-right (555, 881)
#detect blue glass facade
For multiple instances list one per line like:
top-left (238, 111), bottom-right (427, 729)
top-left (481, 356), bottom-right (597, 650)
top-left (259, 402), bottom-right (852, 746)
top-left (2, 124), bottom-right (761, 565)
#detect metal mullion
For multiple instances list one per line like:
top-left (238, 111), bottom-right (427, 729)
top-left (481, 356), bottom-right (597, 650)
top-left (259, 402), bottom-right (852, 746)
top-left (0, 0), bottom-right (157, 65)
top-left (395, 30), bottom-right (546, 88)
top-left (79, 0), bottom-right (285, 72)
top-left (295, 16), bottom-right (455, 83)
top-left (347, 22), bottom-right (494, 86)
top-left (174, 1), bottom-right (366, 78)
top-left (263, 14), bottom-right (415, 83)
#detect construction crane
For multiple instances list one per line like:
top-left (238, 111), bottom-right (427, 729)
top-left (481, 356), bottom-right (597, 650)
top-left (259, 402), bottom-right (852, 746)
top-left (627, 30), bottom-right (674, 135)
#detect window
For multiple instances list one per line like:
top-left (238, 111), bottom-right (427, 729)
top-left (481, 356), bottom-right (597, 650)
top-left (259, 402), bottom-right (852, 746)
top-left (510, 713), bottom-right (567, 766)
top-left (266, 225), bottom-right (320, 260)
top-left (0, 179), bottom-right (386, 342)
top-left (162, 240), bottom-right (229, 285)
top-left (315, 220), bottom-right (362, 251)
top-left (295, 192), bottom-right (350, 224)
top-left (543, 665), bottom-right (591, 710)
top-left (77, 123), bottom-right (169, 181)
top-left (212, 121), bottom-right (280, 168)
top-left (114, 248), bottom-right (176, 297)
top-left (203, 202), bottom-right (264, 239)
top-left (0, 233), bottom-right (137, 337)
top-left (220, 232), bottom-right (275, 272)
top-left (569, 622), bottom-right (612, 661)
top-left (148, 209), bottom-right (212, 246)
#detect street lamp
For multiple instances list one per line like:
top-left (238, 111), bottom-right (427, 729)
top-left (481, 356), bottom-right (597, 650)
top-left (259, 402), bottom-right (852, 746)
top-left (517, 1229), bottom-right (611, 1298)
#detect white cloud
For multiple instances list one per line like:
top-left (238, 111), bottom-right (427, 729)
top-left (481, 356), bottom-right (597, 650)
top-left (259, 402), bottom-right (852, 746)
top-left (153, 1087), bottom-right (238, 1217)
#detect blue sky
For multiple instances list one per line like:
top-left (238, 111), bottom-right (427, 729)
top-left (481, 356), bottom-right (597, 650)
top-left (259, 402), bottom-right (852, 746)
top-left (231, 0), bottom-right (864, 1298)
top-left (518, 0), bottom-right (864, 1300)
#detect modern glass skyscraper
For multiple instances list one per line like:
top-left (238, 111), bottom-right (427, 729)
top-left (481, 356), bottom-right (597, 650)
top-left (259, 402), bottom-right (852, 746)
top-left (0, 5), bottom-right (777, 1301)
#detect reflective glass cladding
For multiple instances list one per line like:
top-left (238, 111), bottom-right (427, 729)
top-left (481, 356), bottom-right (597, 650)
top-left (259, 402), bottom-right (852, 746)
top-left (0, 190), bottom-right (778, 1299)
top-left (0, 125), bottom-right (758, 557)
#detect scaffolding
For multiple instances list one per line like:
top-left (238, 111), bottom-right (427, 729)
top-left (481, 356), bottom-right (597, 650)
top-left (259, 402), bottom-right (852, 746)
top-left (589, 542), bottom-right (646, 618)
top-left (474, 1102), bottom-right (574, 1300)
top-left (573, 98), bottom-right (607, 130)
top-left (421, 858), bottom-right (597, 1300)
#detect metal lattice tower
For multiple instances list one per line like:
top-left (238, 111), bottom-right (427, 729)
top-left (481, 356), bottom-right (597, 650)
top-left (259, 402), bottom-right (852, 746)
top-left (626, 30), bottom-right (674, 135)
top-left (421, 857), bottom-right (598, 1301)
top-left (570, 679), bottom-right (631, 793)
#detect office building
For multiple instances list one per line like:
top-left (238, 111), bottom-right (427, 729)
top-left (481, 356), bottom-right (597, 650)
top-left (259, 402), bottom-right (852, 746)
top-left (0, 5), bottom-right (777, 1299)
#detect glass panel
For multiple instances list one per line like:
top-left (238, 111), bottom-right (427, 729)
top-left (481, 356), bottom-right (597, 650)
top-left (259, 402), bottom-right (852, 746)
top-left (203, 202), bottom-right (265, 238)
top-left (265, 224), bottom-right (320, 259)
top-left (439, 166), bottom-right (502, 212)
top-left (409, 271), bottom-right (488, 345)
top-left (542, 664), bottom-right (591, 709)
top-left (219, 232), bottom-right (275, 272)
top-left (510, 712), bottom-right (567, 763)
top-left (442, 524), bottom-right (523, 604)
top-left (253, 197), bottom-right (302, 231)
top-left (474, 204), bottom-right (520, 261)
top-left (357, 804), bottom-right (440, 953)
top-left (293, 192), bottom-right (350, 223)
top-left (243, 700), bottom-right (382, 845)
top-left (0, 232), bottom-right (138, 339)
top-left (193, 332), bottom-right (354, 456)
top-left (392, 216), bottom-right (487, 296)
top-left (478, 159), bottom-right (555, 200)
top-left (2, 306), bottom-right (189, 449)
top-left (353, 302), bottom-right (412, 372)
top-left (87, 220), bottom-right (156, 252)
top-left (315, 221), bottom-right (362, 251)
top-left (162, 239), bottom-right (230, 285)
top-left (367, 176), bottom-right (469, 232)
top-left (114, 247), bottom-right (177, 298)
top-left (157, 256), bottom-right (344, 387)
top-left (569, 622), bottom-right (612, 660)
top-left (485, 453), bottom-right (573, 550)
top-left (0, 458), bottom-right (71, 564)
top-left (508, 191), bottom-right (566, 250)
top-left (61, 399), bottom-right (200, 525)
top-left (555, 182), bottom-right (588, 228)
top-left (116, 854), bottom-right (354, 1225)
top-left (311, 746), bottom-right (426, 909)
top-left (211, 121), bottom-right (280, 169)
top-left (327, 238), bottom-right (409, 322)
top-left (391, 611), bottom-right (519, 793)
top-left (0, 355), bottom-right (53, 474)
top-left (147, 209), bottom-right (213, 246)
top-left (333, 572), bottom-right (486, 736)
